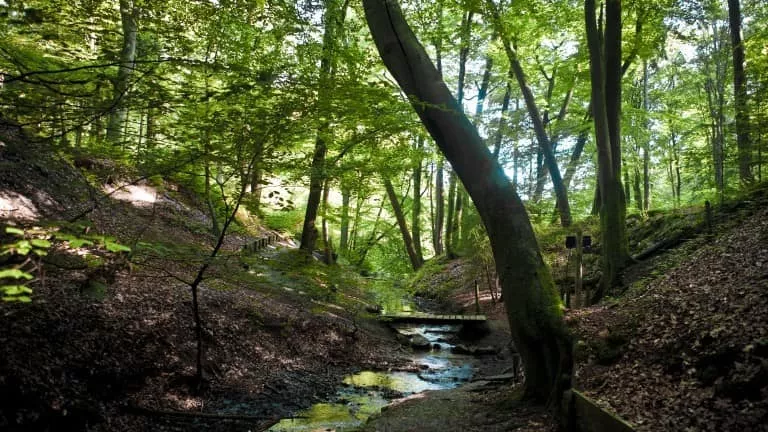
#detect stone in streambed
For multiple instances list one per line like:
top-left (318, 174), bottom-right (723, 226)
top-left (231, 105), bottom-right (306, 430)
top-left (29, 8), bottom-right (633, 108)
top-left (410, 335), bottom-right (431, 350)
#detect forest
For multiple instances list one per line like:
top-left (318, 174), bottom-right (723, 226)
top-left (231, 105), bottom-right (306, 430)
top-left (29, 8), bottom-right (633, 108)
top-left (1, 0), bottom-right (767, 431)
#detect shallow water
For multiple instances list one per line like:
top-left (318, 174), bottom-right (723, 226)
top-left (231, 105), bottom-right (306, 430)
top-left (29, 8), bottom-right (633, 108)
top-left (269, 324), bottom-right (475, 432)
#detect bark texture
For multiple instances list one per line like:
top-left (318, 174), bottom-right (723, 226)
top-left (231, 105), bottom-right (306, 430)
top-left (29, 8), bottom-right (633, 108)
top-left (585, 0), bottom-right (631, 301)
top-left (384, 178), bottom-right (423, 270)
top-left (106, 0), bottom-right (138, 146)
top-left (364, 0), bottom-right (572, 406)
top-left (728, 0), bottom-right (753, 184)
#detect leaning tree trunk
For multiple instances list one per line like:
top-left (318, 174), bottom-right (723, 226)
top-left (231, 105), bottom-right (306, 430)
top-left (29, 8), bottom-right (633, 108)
top-left (364, 0), bottom-right (572, 406)
top-left (487, 0), bottom-right (572, 227)
top-left (384, 178), bottom-right (423, 270)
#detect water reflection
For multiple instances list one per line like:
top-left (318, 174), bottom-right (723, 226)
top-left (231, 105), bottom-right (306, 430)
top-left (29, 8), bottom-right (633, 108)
top-left (269, 323), bottom-right (474, 432)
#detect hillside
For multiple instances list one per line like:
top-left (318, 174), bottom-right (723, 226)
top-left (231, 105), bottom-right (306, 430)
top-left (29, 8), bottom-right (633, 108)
top-left (571, 197), bottom-right (768, 431)
top-left (0, 127), bottom-right (406, 431)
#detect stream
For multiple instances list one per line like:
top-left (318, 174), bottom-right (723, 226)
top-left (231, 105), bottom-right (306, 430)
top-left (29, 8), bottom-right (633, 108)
top-left (269, 322), bottom-right (477, 432)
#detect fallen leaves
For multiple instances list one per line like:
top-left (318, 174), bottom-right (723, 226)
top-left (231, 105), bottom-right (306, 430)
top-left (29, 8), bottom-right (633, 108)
top-left (571, 207), bottom-right (768, 431)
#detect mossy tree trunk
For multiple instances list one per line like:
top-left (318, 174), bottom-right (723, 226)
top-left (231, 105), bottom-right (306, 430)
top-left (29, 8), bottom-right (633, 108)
top-left (364, 0), bottom-right (572, 406)
top-left (585, 0), bottom-right (631, 301)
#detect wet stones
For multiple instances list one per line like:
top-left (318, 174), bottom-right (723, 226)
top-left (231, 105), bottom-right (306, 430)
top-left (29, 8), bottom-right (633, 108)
top-left (410, 335), bottom-right (431, 350)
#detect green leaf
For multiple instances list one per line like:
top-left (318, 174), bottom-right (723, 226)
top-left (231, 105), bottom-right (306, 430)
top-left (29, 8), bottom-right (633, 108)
top-left (57, 233), bottom-right (94, 248)
top-left (105, 241), bottom-right (131, 253)
top-left (0, 269), bottom-right (34, 280)
top-left (2, 285), bottom-right (33, 295)
top-left (30, 239), bottom-right (51, 248)
top-left (69, 238), bottom-right (94, 248)
top-left (15, 240), bottom-right (31, 255)
top-left (5, 227), bottom-right (24, 235)
top-left (2, 294), bottom-right (32, 303)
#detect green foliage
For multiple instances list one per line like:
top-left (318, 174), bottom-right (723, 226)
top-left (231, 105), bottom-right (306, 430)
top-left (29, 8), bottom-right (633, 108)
top-left (0, 227), bottom-right (49, 302)
top-left (262, 208), bottom-right (305, 238)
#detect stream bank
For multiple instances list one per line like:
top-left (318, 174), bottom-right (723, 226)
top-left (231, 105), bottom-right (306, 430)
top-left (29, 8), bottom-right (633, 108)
top-left (269, 322), bottom-right (480, 431)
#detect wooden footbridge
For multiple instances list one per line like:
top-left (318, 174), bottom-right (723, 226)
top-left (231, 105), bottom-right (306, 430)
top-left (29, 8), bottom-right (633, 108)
top-left (379, 312), bottom-right (486, 324)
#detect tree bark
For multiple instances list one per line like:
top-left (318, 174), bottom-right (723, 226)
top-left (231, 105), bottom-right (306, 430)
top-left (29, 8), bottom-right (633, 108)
top-left (445, 173), bottom-right (456, 255)
top-left (364, 0), bottom-right (573, 407)
top-left (412, 138), bottom-right (424, 261)
top-left (300, 0), bottom-right (345, 252)
top-left (321, 178), bottom-right (334, 264)
top-left (106, 0), bottom-right (138, 146)
top-left (339, 183), bottom-right (351, 251)
top-left (434, 157), bottom-right (445, 255)
top-left (586, 0), bottom-right (631, 301)
top-left (492, 82), bottom-right (512, 161)
top-left (728, 0), bottom-right (753, 184)
top-left (384, 178), bottom-right (422, 270)
top-left (642, 61), bottom-right (650, 213)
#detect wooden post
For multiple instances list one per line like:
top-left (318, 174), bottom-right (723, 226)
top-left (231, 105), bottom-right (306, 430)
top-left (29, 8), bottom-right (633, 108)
top-left (474, 279), bottom-right (481, 314)
top-left (575, 229), bottom-right (583, 308)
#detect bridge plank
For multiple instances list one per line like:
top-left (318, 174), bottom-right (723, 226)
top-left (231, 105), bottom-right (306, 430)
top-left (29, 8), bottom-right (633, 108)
top-left (380, 313), bottom-right (487, 323)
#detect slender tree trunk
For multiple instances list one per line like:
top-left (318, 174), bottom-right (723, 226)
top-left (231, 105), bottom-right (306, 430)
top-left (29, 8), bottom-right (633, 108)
top-left (355, 198), bottom-right (385, 266)
top-left (350, 192), bottom-right (364, 251)
top-left (434, 157), bottom-right (445, 255)
top-left (106, 0), bottom-right (138, 146)
top-left (188, 151), bottom-right (257, 387)
top-left (145, 103), bottom-right (155, 147)
top-left (321, 179), bottom-right (334, 264)
top-left (340, 184), bottom-right (351, 251)
top-left (300, 0), bottom-right (345, 252)
top-left (364, 0), bottom-right (572, 407)
top-left (448, 10), bottom-right (473, 251)
top-left (412, 137), bottom-right (424, 262)
top-left (728, 0), bottom-right (753, 184)
top-left (445, 173), bottom-right (456, 254)
top-left (624, 166), bottom-right (632, 207)
top-left (492, 82), bottom-right (512, 161)
top-left (249, 139), bottom-right (264, 212)
top-left (642, 61), bottom-right (651, 213)
top-left (476, 55), bottom-right (493, 118)
top-left (633, 165), bottom-right (643, 212)
top-left (488, 0), bottom-right (571, 227)
top-left (452, 185), bottom-right (463, 250)
top-left (562, 128), bottom-right (588, 189)
top-left (432, 1), bottom-right (445, 256)
top-left (384, 178), bottom-right (422, 270)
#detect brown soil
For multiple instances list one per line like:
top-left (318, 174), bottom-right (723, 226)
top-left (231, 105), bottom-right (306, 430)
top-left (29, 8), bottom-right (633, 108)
top-left (570, 205), bottom-right (768, 431)
top-left (0, 131), bottom-right (408, 431)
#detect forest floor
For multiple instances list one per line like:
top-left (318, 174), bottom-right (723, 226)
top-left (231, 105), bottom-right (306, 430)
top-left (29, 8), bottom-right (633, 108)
top-left (0, 129), bottom-right (411, 431)
top-left (570, 193), bottom-right (768, 432)
top-left (2, 124), bottom-right (768, 432)
top-left (366, 188), bottom-right (768, 432)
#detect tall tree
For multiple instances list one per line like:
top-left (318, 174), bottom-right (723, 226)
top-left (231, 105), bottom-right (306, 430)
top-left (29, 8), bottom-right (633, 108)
top-left (299, 0), bottom-right (345, 252)
top-left (727, 0), bottom-right (753, 184)
top-left (364, 0), bottom-right (572, 406)
top-left (411, 137), bottom-right (424, 261)
top-left (106, 0), bottom-right (139, 146)
top-left (585, 0), bottom-right (631, 300)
